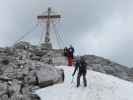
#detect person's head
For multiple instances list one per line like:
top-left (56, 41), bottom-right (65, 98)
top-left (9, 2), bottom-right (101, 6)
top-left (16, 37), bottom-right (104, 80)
top-left (80, 56), bottom-right (85, 61)
top-left (64, 46), bottom-right (67, 49)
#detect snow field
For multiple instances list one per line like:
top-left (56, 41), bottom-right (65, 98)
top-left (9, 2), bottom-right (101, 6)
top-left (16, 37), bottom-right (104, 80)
top-left (36, 66), bottom-right (133, 100)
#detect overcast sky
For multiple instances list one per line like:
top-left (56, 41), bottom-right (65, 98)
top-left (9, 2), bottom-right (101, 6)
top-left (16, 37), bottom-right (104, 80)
top-left (0, 0), bottom-right (133, 67)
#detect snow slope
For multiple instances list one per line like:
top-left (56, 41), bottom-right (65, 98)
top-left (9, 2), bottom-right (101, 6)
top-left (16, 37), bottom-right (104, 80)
top-left (35, 66), bottom-right (133, 100)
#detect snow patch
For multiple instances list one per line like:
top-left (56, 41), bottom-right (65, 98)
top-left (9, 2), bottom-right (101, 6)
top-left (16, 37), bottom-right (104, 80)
top-left (35, 66), bottom-right (133, 100)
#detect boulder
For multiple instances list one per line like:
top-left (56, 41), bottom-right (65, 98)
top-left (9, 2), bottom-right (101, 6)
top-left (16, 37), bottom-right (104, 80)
top-left (13, 41), bottom-right (31, 50)
top-left (36, 64), bottom-right (64, 88)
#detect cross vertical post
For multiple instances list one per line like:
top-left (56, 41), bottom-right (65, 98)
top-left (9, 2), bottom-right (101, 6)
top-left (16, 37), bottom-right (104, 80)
top-left (37, 7), bottom-right (61, 49)
top-left (45, 8), bottom-right (51, 43)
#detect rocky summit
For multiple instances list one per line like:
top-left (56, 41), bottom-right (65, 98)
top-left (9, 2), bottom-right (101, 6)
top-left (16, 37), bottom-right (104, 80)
top-left (0, 41), bottom-right (133, 100)
top-left (0, 41), bottom-right (65, 100)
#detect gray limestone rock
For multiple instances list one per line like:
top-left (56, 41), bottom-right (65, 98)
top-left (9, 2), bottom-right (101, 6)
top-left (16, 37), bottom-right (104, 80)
top-left (0, 41), bottom-right (65, 100)
top-left (36, 64), bottom-right (63, 88)
top-left (83, 55), bottom-right (133, 82)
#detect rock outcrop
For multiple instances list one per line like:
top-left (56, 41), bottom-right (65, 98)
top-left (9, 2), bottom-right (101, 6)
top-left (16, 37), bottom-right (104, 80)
top-left (0, 41), bottom-right (64, 100)
top-left (83, 55), bottom-right (133, 82)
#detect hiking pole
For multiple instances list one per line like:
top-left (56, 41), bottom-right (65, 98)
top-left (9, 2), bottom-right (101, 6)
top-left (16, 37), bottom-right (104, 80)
top-left (70, 76), bottom-right (75, 88)
top-left (71, 76), bottom-right (74, 84)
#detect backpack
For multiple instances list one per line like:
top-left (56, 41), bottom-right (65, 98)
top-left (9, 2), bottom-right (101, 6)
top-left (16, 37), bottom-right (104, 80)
top-left (69, 47), bottom-right (74, 53)
top-left (79, 59), bottom-right (87, 71)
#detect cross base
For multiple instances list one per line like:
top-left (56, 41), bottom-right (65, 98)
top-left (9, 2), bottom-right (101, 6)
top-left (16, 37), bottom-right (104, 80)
top-left (40, 43), bottom-right (52, 50)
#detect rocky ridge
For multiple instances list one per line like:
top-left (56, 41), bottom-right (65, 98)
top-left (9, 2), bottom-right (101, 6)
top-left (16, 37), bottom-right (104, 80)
top-left (83, 55), bottom-right (133, 82)
top-left (0, 41), bottom-right (65, 100)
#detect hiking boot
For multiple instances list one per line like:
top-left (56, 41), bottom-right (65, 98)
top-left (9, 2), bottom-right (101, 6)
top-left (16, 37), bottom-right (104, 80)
top-left (77, 84), bottom-right (80, 87)
top-left (84, 84), bottom-right (87, 87)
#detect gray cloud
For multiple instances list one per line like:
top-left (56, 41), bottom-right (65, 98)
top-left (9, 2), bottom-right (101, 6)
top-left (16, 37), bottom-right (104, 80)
top-left (0, 0), bottom-right (133, 67)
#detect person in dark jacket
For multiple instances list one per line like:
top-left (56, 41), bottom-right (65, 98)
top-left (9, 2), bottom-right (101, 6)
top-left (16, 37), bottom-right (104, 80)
top-left (69, 45), bottom-right (75, 59)
top-left (72, 56), bottom-right (87, 87)
top-left (64, 47), bottom-right (68, 56)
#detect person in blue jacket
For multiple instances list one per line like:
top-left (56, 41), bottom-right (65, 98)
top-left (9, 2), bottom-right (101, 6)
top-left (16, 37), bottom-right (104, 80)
top-left (69, 45), bottom-right (75, 59)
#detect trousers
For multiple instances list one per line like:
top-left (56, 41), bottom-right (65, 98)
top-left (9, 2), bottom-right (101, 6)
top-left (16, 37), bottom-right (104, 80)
top-left (77, 70), bottom-right (87, 87)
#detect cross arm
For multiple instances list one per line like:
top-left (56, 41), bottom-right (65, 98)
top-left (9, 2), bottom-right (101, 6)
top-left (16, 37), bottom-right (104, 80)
top-left (37, 15), bottom-right (61, 19)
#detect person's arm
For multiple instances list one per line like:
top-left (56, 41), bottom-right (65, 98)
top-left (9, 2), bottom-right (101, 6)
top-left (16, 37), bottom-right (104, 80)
top-left (72, 62), bottom-right (78, 76)
top-left (73, 47), bottom-right (75, 53)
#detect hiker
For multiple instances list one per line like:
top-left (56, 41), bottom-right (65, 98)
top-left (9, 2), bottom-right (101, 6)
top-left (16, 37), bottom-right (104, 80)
top-left (72, 56), bottom-right (87, 87)
top-left (64, 47), bottom-right (68, 56)
top-left (67, 48), bottom-right (73, 66)
top-left (69, 45), bottom-right (75, 59)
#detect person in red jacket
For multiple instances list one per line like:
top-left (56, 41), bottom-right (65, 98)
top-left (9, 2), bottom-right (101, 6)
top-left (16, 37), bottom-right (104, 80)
top-left (69, 45), bottom-right (75, 59)
top-left (67, 48), bottom-right (73, 66)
